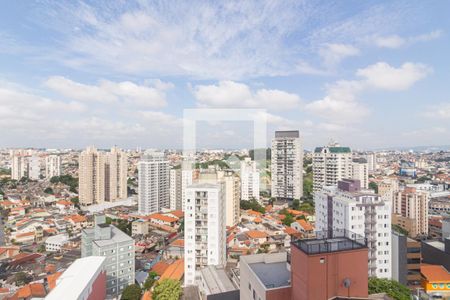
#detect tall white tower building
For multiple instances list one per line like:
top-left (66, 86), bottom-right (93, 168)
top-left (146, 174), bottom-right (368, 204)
top-left (271, 131), bottom-right (303, 201)
top-left (181, 169), bottom-right (194, 211)
top-left (105, 147), bottom-right (128, 202)
top-left (169, 168), bottom-right (182, 210)
top-left (11, 154), bottom-right (28, 180)
top-left (184, 183), bottom-right (226, 286)
top-left (45, 154), bottom-right (61, 179)
top-left (28, 155), bottom-right (41, 180)
top-left (240, 157), bottom-right (260, 201)
top-left (138, 151), bottom-right (169, 215)
top-left (351, 157), bottom-right (369, 189)
top-left (79, 146), bottom-right (106, 205)
top-left (313, 143), bottom-right (352, 194)
top-left (315, 179), bottom-right (392, 279)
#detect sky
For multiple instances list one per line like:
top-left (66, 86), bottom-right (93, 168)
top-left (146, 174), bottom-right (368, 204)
top-left (0, 0), bottom-right (449, 150)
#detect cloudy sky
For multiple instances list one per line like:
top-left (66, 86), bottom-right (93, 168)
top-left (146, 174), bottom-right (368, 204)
top-left (0, 1), bottom-right (449, 150)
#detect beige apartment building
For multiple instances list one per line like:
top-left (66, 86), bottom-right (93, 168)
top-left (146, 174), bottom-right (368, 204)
top-left (79, 146), bottom-right (128, 205)
top-left (393, 187), bottom-right (429, 237)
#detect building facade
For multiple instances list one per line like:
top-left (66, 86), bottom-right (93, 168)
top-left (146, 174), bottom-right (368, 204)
top-left (169, 168), bottom-right (182, 210)
top-left (313, 143), bottom-right (352, 194)
top-left (137, 151), bottom-right (169, 215)
top-left (45, 154), bottom-right (61, 179)
top-left (351, 157), bottom-right (369, 189)
top-left (184, 183), bottom-right (226, 286)
top-left (393, 187), bottom-right (429, 237)
top-left (79, 146), bottom-right (106, 205)
top-left (271, 130), bottom-right (303, 201)
top-left (240, 157), bottom-right (260, 201)
top-left (105, 147), bottom-right (128, 202)
top-left (81, 215), bottom-right (135, 297)
top-left (315, 179), bottom-right (392, 279)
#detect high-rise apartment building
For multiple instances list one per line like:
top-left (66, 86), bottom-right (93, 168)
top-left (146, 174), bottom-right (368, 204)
top-left (28, 155), bottom-right (41, 180)
top-left (271, 131), bottom-right (303, 201)
top-left (392, 187), bottom-right (429, 237)
top-left (105, 147), bottom-right (128, 202)
top-left (81, 215), bottom-right (135, 297)
top-left (138, 151), bottom-right (169, 215)
top-left (45, 154), bottom-right (61, 179)
top-left (198, 170), bottom-right (240, 227)
top-left (364, 152), bottom-right (377, 172)
top-left (169, 168), bottom-right (182, 210)
top-left (79, 147), bottom-right (106, 206)
top-left (181, 169), bottom-right (194, 211)
top-left (240, 157), bottom-right (260, 201)
top-left (315, 179), bottom-right (392, 279)
top-left (351, 157), bottom-right (369, 189)
top-left (184, 183), bottom-right (226, 286)
top-left (313, 143), bottom-right (352, 194)
top-left (79, 146), bottom-right (127, 206)
top-left (11, 154), bottom-right (28, 180)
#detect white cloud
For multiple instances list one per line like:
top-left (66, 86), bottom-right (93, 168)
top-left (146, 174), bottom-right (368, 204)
top-left (45, 76), bottom-right (170, 108)
top-left (357, 62), bottom-right (431, 91)
top-left (424, 103), bottom-right (450, 119)
top-left (373, 30), bottom-right (442, 49)
top-left (319, 43), bottom-right (360, 67)
top-left (192, 81), bottom-right (301, 111)
top-left (306, 61), bottom-right (430, 124)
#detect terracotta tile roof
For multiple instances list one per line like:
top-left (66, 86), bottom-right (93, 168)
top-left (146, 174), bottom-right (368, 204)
top-left (246, 210), bottom-right (262, 216)
top-left (159, 259), bottom-right (184, 282)
top-left (148, 213), bottom-right (178, 223)
top-left (14, 283), bottom-right (46, 299)
top-left (47, 272), bottom-right (62, 290)
top-left (15, 231), bottom-right (35, 238)
top-left (64, 214), bottom-right (87, 223)
top-left (287, 209), bottom-right (310, 216)
top-left (254, 217), bottom-right (262, 223)
top-left (141, 290), bottom-right (152, 300)
top-left (296, 219), bottom-right (314, 231)
top-left (246, 230), bottom-right (268, 239)
top-left (421, 264), bottom-right (450, 282)
top-left (151, 261), bottom-right (170, 276)
top-left (170, 239), bottom-right (184, 247)
top-left (168, 210), bottom-right (184, 219)
top-left (0, 287), bottom-right (9, 293)
top-left (227, 234), bottom-right (235, 243)
top-left (284, 227), bottom-right (297, 235)
top-left (56, 200), bottom-right (72, 206)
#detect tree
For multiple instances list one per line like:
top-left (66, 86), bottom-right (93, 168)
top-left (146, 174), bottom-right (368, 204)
top-left (369, 182), bottom-right (378, 193)
top-left (44, 187), bottom-right (53, 194)
top-left (282, 214), bottom-right (295, 226)
top-left (121, 284), bottom-right (142, 300)
top-left (291, 199), bottom-right (300, 210)
top-left (368, 278), bottom-right (410, 300)
top-left (240, 199), bottom-right (265, 214)
top-left (152, 279), bottom-right (182, 300)
top-left (143, 271), bottom-right (158, 290)
top-left (392, 224), bottom-right (409, 236)
top-left (14, 272), bottom-right (29, 286)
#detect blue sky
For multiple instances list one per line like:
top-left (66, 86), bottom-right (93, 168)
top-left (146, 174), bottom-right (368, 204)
top-left (0, 0), bottom-right (449, 150)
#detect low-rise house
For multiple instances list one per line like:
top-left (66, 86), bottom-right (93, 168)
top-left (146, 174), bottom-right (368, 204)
top-left (45, 234), bottom-right (69, 252)
top-left (245, 230), bottom-right (268, 245)
top-left (165, 239), bottom-right (184, 259)
top-left (0, 246), bottom-right (20, 260)
top-left (132, 219), bottom-right (149, 236)
top-left (291, 219), bottom-right (314, 236)
top-left (148, 213), bottom-right (178, 227)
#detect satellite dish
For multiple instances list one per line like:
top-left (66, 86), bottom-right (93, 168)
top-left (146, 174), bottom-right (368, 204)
top-left (343, 278), bottom-right (352, 288)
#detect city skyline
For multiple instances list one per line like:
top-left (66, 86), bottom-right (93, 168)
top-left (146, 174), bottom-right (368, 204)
top-left (1, 1), bottom-right (449, 150)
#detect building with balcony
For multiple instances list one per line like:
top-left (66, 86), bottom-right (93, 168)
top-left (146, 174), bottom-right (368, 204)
top-left (271, 131), bottom-right (303, 201)
top-left (391, 231), bottom-right (421, 289)
top-left (184, 183), bottom-right (226, 286)
top-left (315, 179), bottom-right (392, 279)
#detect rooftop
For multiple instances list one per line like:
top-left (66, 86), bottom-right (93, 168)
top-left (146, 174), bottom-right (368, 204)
top-left (248, 261), bottom-right (290, 289)
top-left (421, 264), bottom-right (450, 282)
top-left (46, 256), bottom-right (106, 300)
top-left (199, 265), bottom-right (237, 294)
top-left (292, 229), bottom-right (367, 255)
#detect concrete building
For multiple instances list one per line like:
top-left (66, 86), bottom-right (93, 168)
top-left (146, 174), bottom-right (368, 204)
top-left (378, 179), bottom-right (399, 203)
top-left (138, 151), bottom-right (169, 215)
top-left (271, 130), bottom-right (303, 201)
top-left (222, 171), bottom-right (241, 227)
top-left (79, 146), bottom-right (106, 205)
top-left (291, 230), bottom-right (369, 300)
top-left (313, 143), bottom-right (352, 194)
top-left (391, 231), bottom-right (421, 288)
top-left (240, 157), bottom-right (260, 201)
top-left (45, 234), bottom-right (69, 252)
top-left (393, 187), bottom-right (429, 237)
top-left (169, 168), bottom-right (182, 210)
top-left (181, 169), bottom-right (195, 211)
top-left (239, 252), bottom-right (291, 300)
top-left (315, 179), bottom-right (392, 279)
top-left (184, 183), bottom-right (226, 286)
top-left (45, 154), bottom-right (61, 179)
top-left (131, 219), bottom-right (149, 236)
top-left (351, 157), bottom-right (369, 189)
top-left (46, 256), bottom-right (107, 300)
top-left (81, 215), bottom-right (135, 297)
top-left (105, 147), bottom-right (128, 202)
top-left (28, 155), bottom-right (41, 180)
top-left (422, 238), bottom-right (450, 271)
top-left (364, 152), bottom-right (377, 172)
top-left (11, 154), bottom-right (28, 180)
top-left (198, 265), bottom-right (239, 300)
